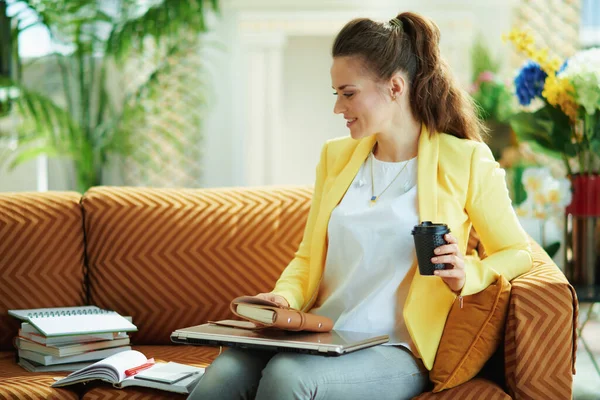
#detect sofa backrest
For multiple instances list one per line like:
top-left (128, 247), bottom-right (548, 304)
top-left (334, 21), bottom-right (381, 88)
top-left (81, 186), bottom-right (312, 344)
top-left (0, 192), bottom-right (87, 350)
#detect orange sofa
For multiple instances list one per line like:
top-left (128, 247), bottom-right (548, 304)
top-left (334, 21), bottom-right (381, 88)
top-left (0, 186), bottom-right (578, 399)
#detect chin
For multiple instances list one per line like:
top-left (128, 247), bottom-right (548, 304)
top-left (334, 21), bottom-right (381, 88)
top-left (349, 128), bottom-right (372, 141)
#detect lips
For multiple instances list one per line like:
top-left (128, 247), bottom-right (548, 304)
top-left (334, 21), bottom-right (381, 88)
top-left (345, 118), bottom-right (357, 128)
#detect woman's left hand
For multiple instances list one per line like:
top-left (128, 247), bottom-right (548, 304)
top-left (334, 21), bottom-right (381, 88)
top-left (431, 233), bottom-right (466, 293)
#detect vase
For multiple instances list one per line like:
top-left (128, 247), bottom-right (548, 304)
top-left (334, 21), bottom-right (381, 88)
top-left (564, 174), bottom-right (600, 286)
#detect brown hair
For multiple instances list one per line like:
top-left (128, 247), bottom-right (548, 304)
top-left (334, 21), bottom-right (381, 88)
top-left (332, 12), bottom-right (485, 142)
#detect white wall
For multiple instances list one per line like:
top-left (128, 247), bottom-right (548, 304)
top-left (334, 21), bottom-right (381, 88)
top-left (281, 35), bottom-right (346, 185)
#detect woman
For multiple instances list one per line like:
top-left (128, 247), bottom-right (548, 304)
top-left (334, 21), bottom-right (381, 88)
top-left (189, 11), bottom-right (532, 400)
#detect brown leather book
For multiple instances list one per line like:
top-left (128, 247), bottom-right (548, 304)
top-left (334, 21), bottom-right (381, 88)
top-left (209, 296), bottom-right (333, 333)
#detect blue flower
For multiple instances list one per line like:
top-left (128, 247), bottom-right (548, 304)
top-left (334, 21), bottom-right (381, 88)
top-left (514, 61), bottom-right (547, 106)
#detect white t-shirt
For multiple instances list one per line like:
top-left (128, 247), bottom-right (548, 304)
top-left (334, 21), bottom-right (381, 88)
top-left (310, 152), bottom-right (419, 349)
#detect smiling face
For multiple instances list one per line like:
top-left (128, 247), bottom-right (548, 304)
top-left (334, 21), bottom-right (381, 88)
top-left (331, 56), bottom-right (398, 140)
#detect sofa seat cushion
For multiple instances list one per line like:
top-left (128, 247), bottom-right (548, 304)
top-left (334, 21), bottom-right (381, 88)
top-left (80, 345), bottom-right (221, 399)
top-left (0, 351), bottom-right (78, 400)
top-left (413, 378), bottom-right (510, 399)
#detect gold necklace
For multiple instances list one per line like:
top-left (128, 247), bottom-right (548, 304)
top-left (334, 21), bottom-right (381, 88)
top-left (370, 152), bottom-right (410, 207)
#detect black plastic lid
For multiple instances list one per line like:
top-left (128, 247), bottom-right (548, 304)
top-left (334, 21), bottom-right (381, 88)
top-left (411, 221), bottom-right (450, 235)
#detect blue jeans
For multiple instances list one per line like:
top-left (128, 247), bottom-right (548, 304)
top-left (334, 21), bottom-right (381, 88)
top-left (187, 345), bottom-right (429, 400)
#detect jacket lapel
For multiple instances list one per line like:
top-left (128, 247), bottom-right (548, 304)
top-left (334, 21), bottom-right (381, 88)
top-left (416, 126), bottom-right (438, 223)
top-left (321, 136), bottom-right (377, 214)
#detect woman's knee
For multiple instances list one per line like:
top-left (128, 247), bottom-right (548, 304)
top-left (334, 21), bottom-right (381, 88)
top-left (257, 353), bottom-right (317, 398)
top-left (188, 348), bottom-right (271, 400)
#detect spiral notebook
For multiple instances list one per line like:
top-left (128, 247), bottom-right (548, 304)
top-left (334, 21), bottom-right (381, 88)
top-left (8, 306), bottom-right (137, 337)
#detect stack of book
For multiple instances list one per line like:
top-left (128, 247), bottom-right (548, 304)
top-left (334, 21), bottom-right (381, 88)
top-left (9, 306), bottom-right (138, 372)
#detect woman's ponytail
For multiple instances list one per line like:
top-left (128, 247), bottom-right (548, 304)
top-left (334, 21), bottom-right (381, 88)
top-left (333, 12), bottom-right (485, 141)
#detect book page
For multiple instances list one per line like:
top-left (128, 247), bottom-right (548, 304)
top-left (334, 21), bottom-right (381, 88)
top-left (52, 350), bottom-right (147, 387)
top-left (119, 362), bottom-right (205, 394)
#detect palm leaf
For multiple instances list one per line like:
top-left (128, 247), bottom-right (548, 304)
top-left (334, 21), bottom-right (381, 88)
top-left (8, 145), bottom-right (59, 169)
top-left (105, 0), bottom-right (219, 63)
top-left (2, 78), bottom-right (83, 157)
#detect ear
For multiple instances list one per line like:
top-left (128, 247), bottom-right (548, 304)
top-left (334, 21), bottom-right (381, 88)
top-left (389, 72), bottom-right (407, 100)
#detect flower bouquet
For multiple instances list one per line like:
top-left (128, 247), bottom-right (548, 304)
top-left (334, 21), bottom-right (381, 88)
top-left (505, 30), bottom-right (600, 217)
top-left (505, 30), bottom-right (600, 175)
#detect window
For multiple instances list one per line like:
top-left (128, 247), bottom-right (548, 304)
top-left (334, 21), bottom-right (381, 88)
top-left (581, 0), bottom-right (600, 47)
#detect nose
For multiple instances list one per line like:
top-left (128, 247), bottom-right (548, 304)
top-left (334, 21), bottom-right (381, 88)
top-left (333, 96), bottom-right (345, 114)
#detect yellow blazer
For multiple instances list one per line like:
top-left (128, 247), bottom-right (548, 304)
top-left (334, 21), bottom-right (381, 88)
top-left (271, 125), bottom-right (533, 370)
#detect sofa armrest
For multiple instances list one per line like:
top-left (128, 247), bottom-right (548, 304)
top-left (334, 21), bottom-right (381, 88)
top-left (504, 238), bottom-right (578, 400)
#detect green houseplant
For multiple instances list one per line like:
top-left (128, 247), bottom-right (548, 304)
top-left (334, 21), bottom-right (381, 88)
top-left (469, 35), bottom-right (515, 160)
top-left (0, 0), bottom-right (219, 192)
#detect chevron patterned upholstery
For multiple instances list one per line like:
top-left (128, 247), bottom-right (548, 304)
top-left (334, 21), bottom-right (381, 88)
top-left (0, 192), bottom-right (86, 351)
top-left (81, 186), bottom-right (312, 345)
top-left (504, 238), bottom-right (577, 400)
top-left (0, 351), bottom-right (77, 399)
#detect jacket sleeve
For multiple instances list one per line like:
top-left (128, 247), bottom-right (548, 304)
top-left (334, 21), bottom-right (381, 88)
top-left (461, 142), bottom-right (533, 296)
top-left (270, 142), bottom-right (329, 309)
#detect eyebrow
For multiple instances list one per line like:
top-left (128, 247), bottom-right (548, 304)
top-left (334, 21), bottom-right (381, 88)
top-left (332, 85), bottom-right (356, 90)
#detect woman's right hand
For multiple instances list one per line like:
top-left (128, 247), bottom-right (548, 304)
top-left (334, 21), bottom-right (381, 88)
top-left (254, 293), bottom-right (290, 308)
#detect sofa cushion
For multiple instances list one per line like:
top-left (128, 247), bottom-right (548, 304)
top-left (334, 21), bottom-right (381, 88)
top-left (81, 187), bottom-right (311, 344)
top-left (0, 351), bottom-right (78, 399)
top-left (430, 274), bottom-right (510, 392)
top-left (413, 377), bottom-right (510, 399)
top-left (80, 345), bottom-right (221, 399)
top-left (0, 192), bottom-right (87, 350)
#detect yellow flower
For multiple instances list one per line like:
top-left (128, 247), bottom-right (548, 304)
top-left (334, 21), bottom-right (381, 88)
top-left (533, 209), bottom-right (548, 219)
top-left (534, 192), bottom-right (547, 206)
top-left (547, 189), bottom-right (561, 204)
top-left (543, 75), bottom-right (579, 121)
top-left (523, 175), bottom-right (542, 192)
top-left (507, 28), bottom-right (580, 122)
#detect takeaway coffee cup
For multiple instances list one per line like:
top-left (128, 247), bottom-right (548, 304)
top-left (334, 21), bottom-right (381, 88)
top-left (411, 221), bottom-right (451, 276)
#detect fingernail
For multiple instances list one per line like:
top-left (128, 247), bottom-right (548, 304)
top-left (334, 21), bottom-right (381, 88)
top-left (434, 271), bottom-right (439, 275)
top-left (434, 249), bottom-right (440, 254)
top-left (432, 257), bottom-right (437, 262)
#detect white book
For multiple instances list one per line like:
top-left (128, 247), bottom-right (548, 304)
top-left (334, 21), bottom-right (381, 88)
top-left (19, 325), bottom-right (128, 346)
top-left (18, 346), bottom-right (132, 366)
top-left (8, 306), bottom-right (137, 337)
top-left (52, 350), bottom-right (204, 395)
top-left (17, 337), bottom-right (131, 357)
top-left (18, 358), bottom-right (93, 373)
top-left (9, 306), bottom-right (102, 321)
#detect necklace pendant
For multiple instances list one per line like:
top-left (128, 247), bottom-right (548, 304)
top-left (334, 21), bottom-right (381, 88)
top-left (370, 196), bottom-right (377, 207)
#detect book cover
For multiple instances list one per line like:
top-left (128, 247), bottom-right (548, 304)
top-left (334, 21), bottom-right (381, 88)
top-left (9, 306), bottom-right (138, 337)
top-left (18, 346), bottom-right (132, 366)
top-left (19, 325), bottom-right (127, 346)
top-left (17, 337), bottom-right (131, 357)
top-left (18, 358), bottom-right (93, 373)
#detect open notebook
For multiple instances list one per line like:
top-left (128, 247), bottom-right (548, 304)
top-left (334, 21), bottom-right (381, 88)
top-left (51, 350), bottom-right (204, 394)
top-left (9, 306), bottom-right (137, 337)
